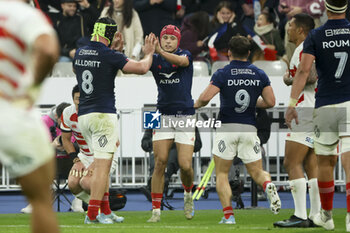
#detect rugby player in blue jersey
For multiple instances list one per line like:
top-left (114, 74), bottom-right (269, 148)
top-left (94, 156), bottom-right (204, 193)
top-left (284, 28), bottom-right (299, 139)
top-left (147, 25), bottom-right (196, 222)
top-left (195, 36), bottom-right (281, 224)
top-left (285, 0), bottom-right (350, 231)
top-left (73, 17), bottom-right (156, 224)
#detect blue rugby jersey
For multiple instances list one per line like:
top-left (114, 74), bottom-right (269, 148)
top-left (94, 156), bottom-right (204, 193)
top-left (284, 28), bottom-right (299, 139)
top-left (73, 41), bottom-right (128, 116)
top-left (303, 19), bottom-right (350, 108)
top-left (211, 60), bottom-right (270, 125)
top-left (150, 49), bottom-right (195, 115)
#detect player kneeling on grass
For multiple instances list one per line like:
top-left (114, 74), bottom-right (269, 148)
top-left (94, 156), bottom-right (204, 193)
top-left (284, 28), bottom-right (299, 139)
top-left (194, 35), bottom-right (281, 224)
top-left (147, 25), bottom-right (196, 223)
top-left (60, 84), bottom-right (123, 222)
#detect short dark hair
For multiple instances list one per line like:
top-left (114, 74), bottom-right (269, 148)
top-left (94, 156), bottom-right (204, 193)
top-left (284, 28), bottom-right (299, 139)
top-left (56, 102), bottom-right (71, 118)
top-left (229, 36), bottom-right (251, 59)
top-left (260, 12), bottom-right (275, 25)
top-left (293, 13), bottom-right (315, 35)
top-left (72, 84), bottom-right (79, 99)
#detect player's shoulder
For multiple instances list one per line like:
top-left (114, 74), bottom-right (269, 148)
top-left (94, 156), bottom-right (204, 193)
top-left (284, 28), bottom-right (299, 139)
top-left (1, 1), bottom-right (49, 25)
top-left (62, 105), bottom-right (76, 118)
top-left (177, 48), bottom-right (191, 56)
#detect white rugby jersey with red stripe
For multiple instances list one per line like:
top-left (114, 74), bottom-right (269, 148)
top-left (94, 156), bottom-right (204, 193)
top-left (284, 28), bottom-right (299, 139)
top-left (0, 1), bottom-right (55, 101)
top-left (61, 105), bottom-right (93, 157)
top-left (289, 42), bottom-right (317, 108)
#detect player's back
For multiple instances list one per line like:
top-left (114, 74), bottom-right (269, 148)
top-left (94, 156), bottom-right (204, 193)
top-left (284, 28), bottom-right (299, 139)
top-left (73, 41), bottom-right (129, 116)
top-left (303, 18), bottom-right (350, 108)
top-left (61, 105), bottom-right (93, 157)
top-left (0, 1), bottom-right (53, 100)
top-left (211, 60), bottom-right (271, 126)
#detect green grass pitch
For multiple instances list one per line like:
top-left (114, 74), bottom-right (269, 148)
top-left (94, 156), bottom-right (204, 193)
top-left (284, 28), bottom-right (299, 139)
top-left (0, 209), bottom-right (348, 233)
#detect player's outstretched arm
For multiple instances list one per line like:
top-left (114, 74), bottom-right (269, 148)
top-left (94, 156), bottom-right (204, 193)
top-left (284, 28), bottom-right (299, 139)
top-left (122, 33), bottom-right (156, 74)
top-left (155, 38), bottom-right (189, 67)
top-left (256, 86), bottom-right (275, 109)
top-left (194, 84), bottom-right (220, 109)
top-left (32, 34), bottom-right (59, 85)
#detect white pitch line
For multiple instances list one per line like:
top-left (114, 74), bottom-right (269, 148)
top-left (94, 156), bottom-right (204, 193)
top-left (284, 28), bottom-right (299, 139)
top-left (0, 225), bottom-right (347, 232)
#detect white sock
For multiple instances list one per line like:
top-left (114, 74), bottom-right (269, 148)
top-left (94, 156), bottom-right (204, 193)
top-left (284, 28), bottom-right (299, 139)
top-left (290, 178), bottom-right (307, 220)
top-left (308, 178), bottom-right (321, 219)
top-left (76, 191), bottom-right (90, 204)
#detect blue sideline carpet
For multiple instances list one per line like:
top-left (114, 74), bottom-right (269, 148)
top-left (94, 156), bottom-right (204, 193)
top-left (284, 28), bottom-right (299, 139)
top-left (0, 190), bottom-right (346, 214)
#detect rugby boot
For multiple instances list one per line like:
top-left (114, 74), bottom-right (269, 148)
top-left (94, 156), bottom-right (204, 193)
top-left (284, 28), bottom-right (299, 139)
top-left (100, 212), bottom-right (124, 223)
top-left (219, 215), bottom-right (236, 224)
top-left (184, 192), bottom-right (194, 220)
top-left (265, 183), bottom-right (281, 214)
top-left (273, 215), bottom-right (309, 228)
top-left (313, 209), bottom-right (334, 230)
top-left (147, 210), bottom-right (160, 223)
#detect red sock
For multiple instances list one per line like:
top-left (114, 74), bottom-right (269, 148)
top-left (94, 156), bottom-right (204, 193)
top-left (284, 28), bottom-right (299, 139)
top-left (223, 206), bottom-right (234, 219)
top-left (318, 180), bottom-right (334, 211)
top-left (87, 200), bottom-right (101, 220)
top-left (182, 183), bottom-right (194, 193)
top-left (101, 192), bottom-right (112, 215)
top-left (347, 183), bottom-right (350, 213)
top-left (262, 181), bottom-right (271, 192)
top-left (151, 193), bottom-right (163, 209)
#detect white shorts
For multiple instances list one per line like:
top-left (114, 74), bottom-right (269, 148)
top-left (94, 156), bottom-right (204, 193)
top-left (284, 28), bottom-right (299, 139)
top-left (212, 124), bottom-right (261, 164)
top-left (78, 153), bottom-right (118, 174)
top-left (0, 100), bottom-right (54, 178)
top-left (152, 115), bottom-right (195, 145)
top-left (78, 113), bottom-right (120, 155)
top-left (286, 132), bottom-right (314, 148)
top-left (313, 101), bottom-right (350, 155)
top-left (78, 153), bottom-right (94, 168)
top-left (287, 107), bottom-right (314, 147)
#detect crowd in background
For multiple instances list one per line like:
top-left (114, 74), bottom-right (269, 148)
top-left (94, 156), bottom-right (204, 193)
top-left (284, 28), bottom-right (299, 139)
top-left (32, 0), bottom-right (340, 66)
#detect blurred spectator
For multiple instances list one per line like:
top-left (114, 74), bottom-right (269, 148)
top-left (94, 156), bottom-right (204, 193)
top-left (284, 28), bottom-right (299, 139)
top-left (101, 0), bottom-right (144, 60)
top-left (237, 0), bottom-right (255, 31)
top-left (278, 0), bottom-right (325, 62)
top-left (235, 0), bottom-right (279, 31)
top-left (250, 12), bottom-right (284, 62)
top-left (180, 11), bottom-right (210, 61)
top-left (209, 1), bottom-right (246, 61)
top-left (181, 0), bottom-right (224, 16)
top-left (134, 0), bottom-right (177, 37)
top-left (51, 0), bottom-right (99, 62)
top-left (34, 0), bottom-right (108, 14)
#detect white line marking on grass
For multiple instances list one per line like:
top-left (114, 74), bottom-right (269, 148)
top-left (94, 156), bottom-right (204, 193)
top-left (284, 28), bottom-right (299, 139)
top-left (1, 225), bottom-right (347, 231)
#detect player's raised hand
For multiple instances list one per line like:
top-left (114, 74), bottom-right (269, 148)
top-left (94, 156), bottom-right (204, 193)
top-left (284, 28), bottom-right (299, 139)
top-left (285, 106), bottom-right (298, 129)
top-left (155, 36), bottom-right (162, 54)
top-left (111, 32), bottom-right (124, 52)
top-left (143, 33), bottom-right (156, 55)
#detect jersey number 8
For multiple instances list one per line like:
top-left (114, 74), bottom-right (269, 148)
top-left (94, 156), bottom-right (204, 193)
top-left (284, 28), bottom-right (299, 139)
top-left (82, 70), bottom-right (94, 94)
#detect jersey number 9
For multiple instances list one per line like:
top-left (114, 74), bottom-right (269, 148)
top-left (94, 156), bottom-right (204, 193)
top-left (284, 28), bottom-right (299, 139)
top-left (234, 89), bottom-right (250, 113)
